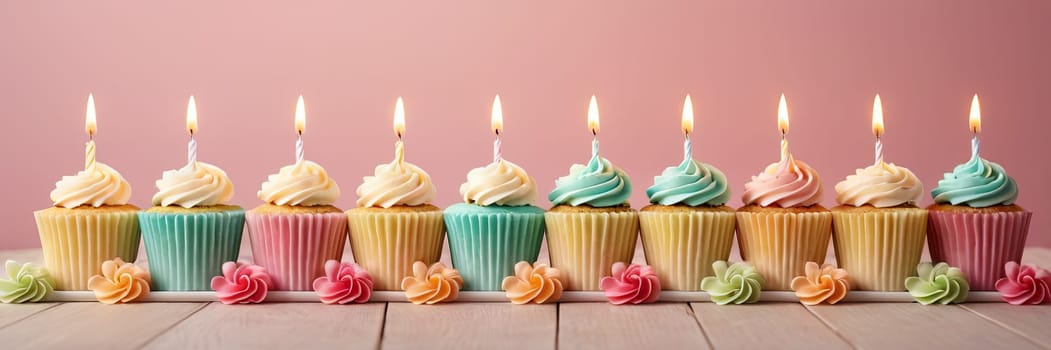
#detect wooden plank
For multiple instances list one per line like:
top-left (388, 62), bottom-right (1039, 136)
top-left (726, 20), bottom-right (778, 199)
top-left (690, 303), bottom-right (851, 349)
top-left (1022, 247), bottom-right (1051, 266)
top-left (0, 249), bottom-right (44, 263)
top-left (958, 247), bottom-right (1051, 349)
top-left (559, 303), bottom-right (710, 349)
top-left (144, 302), bottom-right (385, 350)
top-left (382, 303), bottom-right (556, 350)
top-left (0, 303), bottom-right (58, 329)
top-left (0, 302), bottom-right (205, 350)
top-left (962, 304), bottom-right (1051, 348)
top-left (808, 303), bottom-right (1042, 349)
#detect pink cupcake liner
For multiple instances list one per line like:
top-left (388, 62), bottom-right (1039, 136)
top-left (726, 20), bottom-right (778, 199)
top-left (927, 209), bottom-right (1031, 290)
top-left (245, 212), bottom-right (348, 291)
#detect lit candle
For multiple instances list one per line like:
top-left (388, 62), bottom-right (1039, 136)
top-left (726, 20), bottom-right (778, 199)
top-left (85, 94), bottom-right (97, 171)
top-left (491, 95), bottom-right (503, 163)
top-left (588, 95), bottom-right (600, 159)
top-left (872, 94), bottom-right (884, 165)
top-left (294, 95), bottom-right (306, 163)
top-left (969, 94), bottom-right (981, 160)
top-left (393, 96), bottom-right (406, 164)
top-left (186, 95), bottom-right (198, 168)
top-left (682, 94), bottom-right (694, 161)
top-left (777, 94), bottom-right (790, 161)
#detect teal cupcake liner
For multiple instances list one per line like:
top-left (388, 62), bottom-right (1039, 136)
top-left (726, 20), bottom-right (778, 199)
top-left (139, 209), bottom-right (245, 291)
top-left (444, 204), bottom-right (546, 291)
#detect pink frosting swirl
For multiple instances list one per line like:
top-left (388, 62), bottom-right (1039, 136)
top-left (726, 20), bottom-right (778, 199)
top-left (599, 262), bottom-right (660, 305)
top-left (995, 262), bottom-right (1051, 305)
top-left (211, 262), bottom-right (272, 304)
top-left (312, 260), bottom-right (373, 304)
top-left (742, 156), bottom-right (824, 207)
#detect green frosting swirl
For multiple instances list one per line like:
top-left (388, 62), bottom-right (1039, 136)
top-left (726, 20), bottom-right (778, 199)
top-left (905, 262), bottom-right (969, 305)
top-left (647, 159), bottom-right (730, 206)
top-left (931, 157), bottom-right (1018, 207)
top-left (549, 153), bottom-right (632, 207)
top-left (0, 260), bottom-right (55, 304)
top-left (700, 261), bottom-right (763, 305)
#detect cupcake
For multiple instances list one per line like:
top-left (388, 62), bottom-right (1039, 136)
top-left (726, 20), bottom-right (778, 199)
top-left (35, 162), bottom-right (139, 290)
top-left (138, 162), bottom-right (243, 291)
top-left (347, 141), bottom-right (444, 291)
top-left (928, 155), bottom-right (1029, 290)
top-left (546, 141), bottom-right (638, 291)
top-left (737, 155), bottom-right (831, 290)
top-left (445, 159), bottom-right (545, 291)
top-left (640, 157), bottom-right (734, 291)
top-left (831, 161), bottom-right (926, 291)
top-left (245, 160), bottom-right (346, 291)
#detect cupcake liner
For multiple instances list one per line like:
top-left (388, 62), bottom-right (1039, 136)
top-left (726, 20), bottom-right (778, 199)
top-left (444, 205), bottom-right (546, 291)
top-left (347, 209), bottom-right (445, 291)
top-left (544, 210), bottom-right (639, 291)
top-left (139, 209), bottom-right (245, 291)
top-left (245, 212), bottom-right (348, 291)
top-left (927, 210), bottom-right (1031, 290)
top-left (735, 210), bottom-right (833, 290)
top-left (639, 209), bottom-right (736, 291)
top-left (831, 209), bottom-right (927, 291)
top-left (34, 208), bottom-right (141, 290)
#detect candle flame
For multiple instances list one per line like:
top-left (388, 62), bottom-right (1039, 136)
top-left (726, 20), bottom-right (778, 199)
top-left (777, 93), bottom-right (789, 134)
top-left (872, 94), bottom-right (884, 137)
top-left (682, 94), bottom-right (694, 134)
top-left (969, 94), bottom-right (981, 133)
top-left (394, 96), bottom-right (406, 137)
top-left (186, 95), bottom-right (198, 135)
top-left (85, 93), bottom-right (97, 136)
top-left (587, 95), bottom-right (600, 134)
top-left (294, 95), bottom-right (306, 134)
top-left (491, 94), bottom-right (503, 134)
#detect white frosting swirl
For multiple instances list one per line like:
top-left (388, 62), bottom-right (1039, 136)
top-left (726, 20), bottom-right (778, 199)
top-left (356, 142), bottom-right (436, 208)
top-left (459, 160), bottom-right (537, 206)
top-left (50, 162), bottom-right (132, 208)
top-left (152, 162), bottom-right (235, 208)
top-left (835, 161), bottom-right (923, 208)
top-left (258, 160), bottom-right (340, 206)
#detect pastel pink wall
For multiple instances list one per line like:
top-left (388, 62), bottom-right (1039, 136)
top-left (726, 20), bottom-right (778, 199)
top-left (2, 1), bottom-right (1049, 249)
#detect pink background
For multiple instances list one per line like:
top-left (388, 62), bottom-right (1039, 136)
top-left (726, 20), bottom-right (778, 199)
top-left (2, 1), bottom-right (1049, 249)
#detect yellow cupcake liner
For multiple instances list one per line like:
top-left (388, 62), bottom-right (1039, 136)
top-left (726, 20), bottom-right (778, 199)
top-left (639, 209), bottom-right (736, 291)
top-left (34, 208), bottom-right (141, 290)
top-left (347, 208), bottom-right (445, 291)
top-left (832, 209), bottom-right (927, 291)
top-left (544, 210), bottom-right (639, 291)
top-left (735, 210), bottom-right (832, 290)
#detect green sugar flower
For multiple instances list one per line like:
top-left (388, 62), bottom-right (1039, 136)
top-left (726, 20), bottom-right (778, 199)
top-left (701, 261), bottom-right (763, 305)
top-left (0, 260), bottom-right (55, 304)
top-left (905, 262), bottom-right (969, 305)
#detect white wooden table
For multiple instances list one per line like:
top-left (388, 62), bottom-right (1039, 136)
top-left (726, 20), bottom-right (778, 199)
top-left (2, 242), bottom-right (1050, 350)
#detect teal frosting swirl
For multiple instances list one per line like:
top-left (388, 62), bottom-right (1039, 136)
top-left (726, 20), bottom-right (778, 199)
top-left (904, 262), bottom-right (969, 305)
top-left (931, 156), bottom-right (1018, 207)
top-left (549, 154), bottom-right (632, 207)
top-left (646, 158), bottom-right (730, 206)
top-left (0, 260), bottom-right (55, 304)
